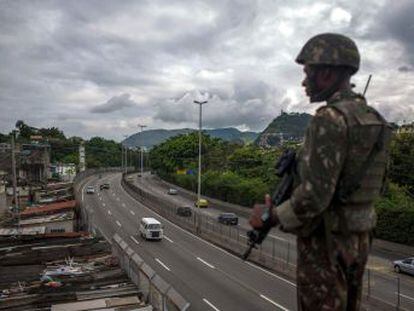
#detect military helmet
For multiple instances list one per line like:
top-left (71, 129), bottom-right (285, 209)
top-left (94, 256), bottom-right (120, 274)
top-left (296, 33), bottom-right (360, 74)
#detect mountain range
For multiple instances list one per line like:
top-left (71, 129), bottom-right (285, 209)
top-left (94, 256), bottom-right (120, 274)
top-left (123, 128), bottom-right (258, 148)
top-left (123, 112), bottom-right (313, 149)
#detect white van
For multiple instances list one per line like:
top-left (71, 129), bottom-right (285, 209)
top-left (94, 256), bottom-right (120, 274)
top-left (139, 217), bottom-right (163, 240)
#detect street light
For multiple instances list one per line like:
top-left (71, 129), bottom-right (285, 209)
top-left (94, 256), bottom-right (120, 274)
top-left (123, 135), bottom-right (129, 174)
top-left (193, 100), bottom-right (207, 207)
top-left (137, 124), bottom-right (147, 176)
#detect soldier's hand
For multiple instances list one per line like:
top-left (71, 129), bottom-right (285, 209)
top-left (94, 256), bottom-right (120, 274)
top-left (249, 194), bottom-right (274, 229)
top-left (249, 204), bottom-right (266, 229)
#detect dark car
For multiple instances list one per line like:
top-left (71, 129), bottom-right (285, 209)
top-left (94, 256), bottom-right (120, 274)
top-left (218, 213), bottom-right (238, 225)
top-left (176, 206), bottom-right (192, 217)
top-left (99, 183), bottom-right (110, 190)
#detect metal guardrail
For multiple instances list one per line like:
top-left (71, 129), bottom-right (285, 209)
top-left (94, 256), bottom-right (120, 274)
top-left (74, 168), bottom-right (191, 311)
top-left (123, 173), bottom-right (413, 311)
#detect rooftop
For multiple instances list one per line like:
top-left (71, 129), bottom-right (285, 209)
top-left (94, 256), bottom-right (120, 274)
top-left (0, 226), bottom-right (46, 236)
top-left (0, 236), bottom-right (148, 310)
top-left (19, 211), bottom-right (74, 226)
top-left (20, 200), bottom-right (76, 217)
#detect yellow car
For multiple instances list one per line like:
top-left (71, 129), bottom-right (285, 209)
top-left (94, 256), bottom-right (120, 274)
top-left (194, 198), bottom-right (208, 208)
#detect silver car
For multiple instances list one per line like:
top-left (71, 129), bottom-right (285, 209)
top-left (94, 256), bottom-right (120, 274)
top-left (393, 257), bottom-right (414, 276)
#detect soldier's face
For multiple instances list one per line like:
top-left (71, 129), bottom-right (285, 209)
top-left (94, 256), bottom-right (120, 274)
top-left (302, 65), bottom-right (334, 102)
top-left (302, 65), bottom-right (320, 100)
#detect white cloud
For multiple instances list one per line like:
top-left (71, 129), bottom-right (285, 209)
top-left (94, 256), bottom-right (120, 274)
top-left (330, 7), bottom-right (352, 27)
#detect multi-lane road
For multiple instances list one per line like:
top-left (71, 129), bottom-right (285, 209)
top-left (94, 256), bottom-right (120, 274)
top-left (81, 172), bottom-right (414, 310)
top-left (82, 172), bottom-right (297, 311)
top-left (132, 172), bottom-right (414, 310)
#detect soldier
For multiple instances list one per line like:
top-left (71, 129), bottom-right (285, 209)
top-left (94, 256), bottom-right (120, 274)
top-left (249, 33), bottom-right (392, 310)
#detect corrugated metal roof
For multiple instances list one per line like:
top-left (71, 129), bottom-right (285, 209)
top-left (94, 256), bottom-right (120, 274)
top-left (21, 200), bottom-right (76, 216)
top-left (0, 226), bottom-right (46, 235)
top-left (19, 211), bottom-right (74, 226)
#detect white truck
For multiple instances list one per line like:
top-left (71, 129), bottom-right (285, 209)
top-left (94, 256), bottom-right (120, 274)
top-left (139, 217), bottom-right (163, 240)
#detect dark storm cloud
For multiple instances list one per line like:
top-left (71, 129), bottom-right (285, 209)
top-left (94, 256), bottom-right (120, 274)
top-left (380, 1), bottom-right (414, 65)
top-left (398, 66), bottom-right (413, 72)
top-left (0, 0), bottom-right (413, 139)
top-left (90, 93), bottom-right (136, 113)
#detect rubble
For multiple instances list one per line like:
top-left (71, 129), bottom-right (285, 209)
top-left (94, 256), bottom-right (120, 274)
top-left (0, 235), bottom-right (150, 311)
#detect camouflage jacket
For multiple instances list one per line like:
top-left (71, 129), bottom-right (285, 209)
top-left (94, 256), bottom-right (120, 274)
top-left (275, 89), bottom-right (391, 236)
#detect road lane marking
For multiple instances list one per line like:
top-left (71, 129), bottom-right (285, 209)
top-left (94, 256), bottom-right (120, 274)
top-left (116, 220), bottom-right (122, 227)
top-left (131, 235), bottom-right (140, 245)
top-left (121, 178), bottom-right (296, 287)
top-left (108, 210), bottom-right (112, 216)
top-left (203, 298), bottom-right (220, 311)
top-left (246, 261), bottom-right (296, 287)
top-left (155, 258), bottom-right (171, 271)
top-left (164, 235), bottom-right (173, 243)
top-left (260, 294), bottom-right (289, 311)
top-left (197, 257), bottom-right (215, 269)
top-left (269, 234), bottom-right (288, 242)
top-left (395, 292), bottom-right (414, 301)
top-left (130, 210), bottom-right (135, 216)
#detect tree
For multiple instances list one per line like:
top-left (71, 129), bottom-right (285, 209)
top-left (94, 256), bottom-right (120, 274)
top-left (389, 132), bottom-right (414, 194)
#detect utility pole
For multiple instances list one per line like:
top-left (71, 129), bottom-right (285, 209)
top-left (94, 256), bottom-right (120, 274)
top-left (79, 143), bottom-right (85, 172)
top-left (123, 135), bottom-right (129, 174)
top-left (193, 100), bottom-right (207, 207)
top-left (121, 144), bottom-right (124, 170)
top-left (11, 130), bottom-right (19, 232)
top-left (137, 124), bottom-right (147, 176)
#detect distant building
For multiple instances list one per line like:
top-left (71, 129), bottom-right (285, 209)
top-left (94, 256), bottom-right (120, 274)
top-left (397, 123), bottom-right (414, 134)
top-left (0, 142), bottom-right (51, 186)
top-left (50, 163), bottom-right (76, 181)
top-left (19, 200), bottom-right (77, 233)
top-left (0, 143), bottom-right (11, 153)
top-left (19, 211), bottom-right (75, 233)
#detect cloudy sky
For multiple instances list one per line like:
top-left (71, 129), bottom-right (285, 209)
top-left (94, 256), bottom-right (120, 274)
top-left (1, 0), bottom-right (413, 140)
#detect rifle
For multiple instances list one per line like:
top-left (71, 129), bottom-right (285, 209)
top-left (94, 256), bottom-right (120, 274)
top-left (242, 149), bottom-right (296, 260)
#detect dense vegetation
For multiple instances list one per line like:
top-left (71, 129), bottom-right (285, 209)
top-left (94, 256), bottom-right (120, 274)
top-left (150, 130), bottom-right (414, 245)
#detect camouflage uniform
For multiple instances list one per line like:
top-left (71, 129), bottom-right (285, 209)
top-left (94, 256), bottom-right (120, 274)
top-left (275, 34), bottom-right (392, 310)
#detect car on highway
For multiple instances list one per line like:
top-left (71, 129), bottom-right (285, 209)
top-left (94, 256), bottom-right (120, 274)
top-left (127, 176), bottom-right (134, 182)
top-left (194, 198), bottom-right (208, 208)
top-left (139, 217), bottom-right (163, 240)
top-left (218, 213), bottom-right (238, 225)
top-left (99, 183), bottom-right (110, 190)
top-left (86, 186), bottom-right (95, 194)
top-left (176, 206), bottom-right (192, 217)
top-left (393, 257), bottom-right (414, 275)
top-left (167, 188), bottom-right (178, 195)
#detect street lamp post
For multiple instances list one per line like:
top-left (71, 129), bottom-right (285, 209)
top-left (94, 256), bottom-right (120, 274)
top-left (123, 135), bottom-right (129, 174)
top-left (193, 100), bottom-right (207, 207)
top-left (11, 130), bottom-right (19, 233)
top-left (137, 124), bottom-right (147, 176)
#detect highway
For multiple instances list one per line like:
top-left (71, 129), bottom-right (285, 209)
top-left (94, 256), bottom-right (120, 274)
top-left (82, 172), bottom-right (298, 311)
top-left (129, 172), bottom-right (414, 310)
